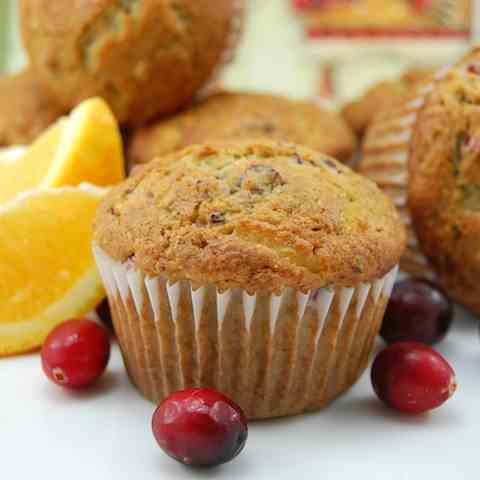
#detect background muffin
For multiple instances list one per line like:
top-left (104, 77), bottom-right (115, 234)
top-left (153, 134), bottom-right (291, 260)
top-left (127, 91), bottom-right (358, 166)
top-left (0, 70), bottom-right (65, 146)
top-left (19, 0), bottom-right (244, 125)
top-left (358, 46), bottom-right (480, 283)
top-left (94, 141), bottom-right (404, 419)
top-left (409, 66), bottom-right (480, 315)
top-left (342, 68), bottom-right (434, 138)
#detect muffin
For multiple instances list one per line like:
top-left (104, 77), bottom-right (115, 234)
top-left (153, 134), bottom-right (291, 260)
top-left (93, 141), bottom-right (404, 419)
top-left (0, 70), bottom-right (65, 146)
top-left (409, 66), bottom-right (480, 315)
top-left (127, 91), bottom-right (358, 166)
top-left (19, 0), bottom-right (244, 125)
top-left (358, 45), bottom-right (480, 281)
top-left (342, 68), bottom-right (435, 137)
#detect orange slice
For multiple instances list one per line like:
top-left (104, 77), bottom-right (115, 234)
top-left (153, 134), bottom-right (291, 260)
top-left (0, 98), bottom-right (124, 204)
top-left (0, 185), bottom-right (107, 356)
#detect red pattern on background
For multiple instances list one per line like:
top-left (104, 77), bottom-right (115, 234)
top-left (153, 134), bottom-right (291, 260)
top-left (292, 0), bottom-right (353, 10)
top-left (307, 27), bottom-right (470, 39)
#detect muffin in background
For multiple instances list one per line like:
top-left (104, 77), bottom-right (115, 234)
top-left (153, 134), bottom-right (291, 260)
top-left (409, 66), bottom-right (480, 315)
top-left (0, 70), bottom-right (65, 146)
top-left (357, 45), bottom-right (480, 314)
top-left (342, 68), bottom-right (435, 138)
top-left (127, 91), bottom-right (358, 167)
top-left (19, 0), bottom-right (244, 125)
top-left (358, 81), bottom-right (436, 278)
top-left (93, 141), bottom-right (404, 419)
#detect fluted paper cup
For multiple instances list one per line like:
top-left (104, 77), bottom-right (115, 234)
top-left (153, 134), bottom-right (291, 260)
top-left (93, 244), bottom-right (398, 420)
top-left (359, 79), bottom-right (439, 278)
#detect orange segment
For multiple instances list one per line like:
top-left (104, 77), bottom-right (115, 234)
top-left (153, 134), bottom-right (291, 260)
top-left (0, 98), bottom-right (124, 204)
top-left (0, 124), bottom-right (65, 202)
top-left (0, 185), bottom-right (107, 356)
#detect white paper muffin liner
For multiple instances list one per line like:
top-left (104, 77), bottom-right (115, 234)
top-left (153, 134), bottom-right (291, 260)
top-left (93, 244), bottom-right (398, 419)
top-left (359, 70), bottom-right (449, 278)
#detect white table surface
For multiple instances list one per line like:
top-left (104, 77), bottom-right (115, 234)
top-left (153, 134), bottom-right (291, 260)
top-left (2, 306), bottom-right (478, 480)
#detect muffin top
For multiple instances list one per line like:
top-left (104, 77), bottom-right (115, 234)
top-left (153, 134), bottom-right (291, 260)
top-left (409, 64), bottom-right (480, 313)
top-left (0, 70), bottom-right (65, 146)
top-left (95, 142), bottom-right (405, 293)
top-left (128, 91), bottom-right (357, 165)
top-left (19, 0), bottom-right (243, 124)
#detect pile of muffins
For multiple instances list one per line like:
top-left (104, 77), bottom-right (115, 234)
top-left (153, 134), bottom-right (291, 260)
top-left (5, 1), bottom-right (478, 420)
top-left (8, 0), bottom-right (357, 165)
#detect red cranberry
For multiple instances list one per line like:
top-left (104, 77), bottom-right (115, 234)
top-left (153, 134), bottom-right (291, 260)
top-left (410, 0), bottom-right (433, 12)
top-left (380, 279), bottom-right (453, 345)
top-left (41, 319), bottom-right (111, 389)
top-left (96, 298), bottom-right (113, 329)
top-left (467, 64), bottom-right (480, 75)
top-left (152, 388), bottom-right (248, 467)
top-left (292, 0), bottom-right (348, 9)
top-left (293, 0), bottom-right (313, 8)
top-left (371, 342), bottom-right (457, 414)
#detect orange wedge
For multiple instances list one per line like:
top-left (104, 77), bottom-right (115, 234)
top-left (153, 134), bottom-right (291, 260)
top-left (0, 98), bottom-right (124, 204)
top-left (0, 185), bottom-right (107, 356)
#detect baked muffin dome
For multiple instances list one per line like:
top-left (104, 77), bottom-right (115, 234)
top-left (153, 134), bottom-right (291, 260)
top-left (127, 91), bottom-right (358, 165)
top-left (409, 66), bottom-right (480, 314)
top-left (95, 142), bottom-right (405, 293)
top-left (0, 70), bottom-right (65, 146)
top-left (19, 0), bottom-right (243, 125)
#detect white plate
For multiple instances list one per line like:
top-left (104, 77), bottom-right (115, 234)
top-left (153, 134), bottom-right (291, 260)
top-left (1, 307), bottom-right (478, 480)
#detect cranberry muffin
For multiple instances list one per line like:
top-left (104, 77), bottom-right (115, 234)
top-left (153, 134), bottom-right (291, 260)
top-left (127, 91), bottom-right (357, 166)
top-left (19, 0), bottom-right (244, 125)
top-left (0, 70), bottom-right (65, 146)
top-left (358, 46), bottom-right (480, 279)
top-left (93, 141), bottom-right (404, 419)
top-left (409, 65), bottom-right (480, 315)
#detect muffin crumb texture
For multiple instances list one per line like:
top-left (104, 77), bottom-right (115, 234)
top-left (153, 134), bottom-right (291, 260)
top-left (95, 142), bottom-right (405, 292)
top-left (19, 0), bottom-right (243, 124)
top-left (0, 70), bottom-right (65, 146)
top-left (128, 91), bottom-right (357, 164)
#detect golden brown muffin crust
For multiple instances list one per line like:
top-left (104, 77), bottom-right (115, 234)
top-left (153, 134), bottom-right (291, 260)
top-left (409, 65), bottom-right (480, 314)
top-left (20, 0), bottom-right (243, 125)
top-left (95, 142), bottom-right (405, 292)
top-left (0, 70), bottom-right (65, 146)
top-left (127, 91), bottom-right (358, 165)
